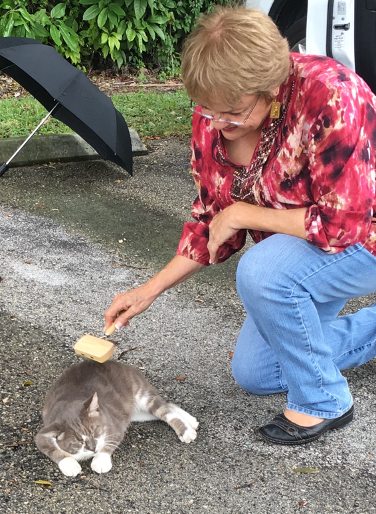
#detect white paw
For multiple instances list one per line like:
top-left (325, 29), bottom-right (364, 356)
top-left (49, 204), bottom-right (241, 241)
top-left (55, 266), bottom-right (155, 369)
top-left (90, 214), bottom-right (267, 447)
top-left (175, 407), bottom-right (199, 430)
top-left (170, 406), bottom-right (199, 443)
top-left (179, 424), bottom-right (198, 443)
top-left (59, 457), bottom-right (82, 477)
top-left (184, 414), bottom-right (199, 431)
top-left (91, 453), bottom-right (112, 474)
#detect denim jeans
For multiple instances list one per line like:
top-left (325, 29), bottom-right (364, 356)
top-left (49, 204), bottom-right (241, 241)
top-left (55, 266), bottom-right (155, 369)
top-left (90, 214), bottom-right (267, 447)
top-left (232, 234), bottom-right (376, 419)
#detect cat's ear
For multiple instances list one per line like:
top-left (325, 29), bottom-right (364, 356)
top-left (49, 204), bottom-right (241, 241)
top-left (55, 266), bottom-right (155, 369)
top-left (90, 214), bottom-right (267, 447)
top-left (84, 392), bottom-right (100, 417)
top-left (57, 432), bottom-right (65, 441)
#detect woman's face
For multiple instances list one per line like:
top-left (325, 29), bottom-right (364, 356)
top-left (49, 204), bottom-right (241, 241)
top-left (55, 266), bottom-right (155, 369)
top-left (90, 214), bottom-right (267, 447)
top-left (201, 93), bottom-right (273, 141)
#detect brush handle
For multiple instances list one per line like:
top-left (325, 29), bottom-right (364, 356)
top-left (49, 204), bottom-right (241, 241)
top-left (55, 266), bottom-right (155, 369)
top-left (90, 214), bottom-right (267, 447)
top-left (104, 322), bottom-right (116, 336)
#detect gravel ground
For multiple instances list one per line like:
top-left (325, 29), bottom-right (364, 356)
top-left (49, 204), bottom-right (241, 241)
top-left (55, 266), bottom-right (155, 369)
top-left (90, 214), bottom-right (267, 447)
top-left (1, 138), bottom-right (376, 513)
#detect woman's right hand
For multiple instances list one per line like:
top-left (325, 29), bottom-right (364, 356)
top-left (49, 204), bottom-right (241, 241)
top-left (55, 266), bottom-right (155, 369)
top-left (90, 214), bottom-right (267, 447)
top-left (104, 283), bottom-right (159, 331)
top-left (104, 255), bottom-right (204, 332)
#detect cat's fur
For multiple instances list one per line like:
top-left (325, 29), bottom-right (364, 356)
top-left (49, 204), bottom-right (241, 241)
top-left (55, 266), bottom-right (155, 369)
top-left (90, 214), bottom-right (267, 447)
top-left (35, 360), bottom-right (198, 477)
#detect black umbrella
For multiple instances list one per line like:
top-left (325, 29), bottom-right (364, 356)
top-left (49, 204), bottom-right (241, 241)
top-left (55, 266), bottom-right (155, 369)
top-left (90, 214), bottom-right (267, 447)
top-left (0, 37), bottom-right (132, 176)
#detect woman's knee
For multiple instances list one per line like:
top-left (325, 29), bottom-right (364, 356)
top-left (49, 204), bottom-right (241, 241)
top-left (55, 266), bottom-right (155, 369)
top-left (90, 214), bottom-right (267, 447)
top-left (236, 234), bottom-right (301, 305)
top-left (231, 352), bottom-right (272, 395)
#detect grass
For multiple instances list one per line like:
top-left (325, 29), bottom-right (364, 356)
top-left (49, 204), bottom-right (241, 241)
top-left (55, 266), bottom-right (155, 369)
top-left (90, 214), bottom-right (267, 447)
top-left (0, 89), bottom-right (192, 140)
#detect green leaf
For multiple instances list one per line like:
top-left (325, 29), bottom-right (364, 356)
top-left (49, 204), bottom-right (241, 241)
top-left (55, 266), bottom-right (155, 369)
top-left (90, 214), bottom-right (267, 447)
top-left (125, 26), bottom-right (136, 42)
top-left (139, 29), bottom-right (147, 42)
top-left (97, 8), bottom-right (108, 28)
top-left (102, 43), bottom-right (109, 58)
top-left (39, 13), bottom-right (51, 26)
top-left (50, 3), bottom-right (66, 19)
top-left (134, 0), bottom-right (147, 20)
top-left (148, 15), bottom-right (167, 24)
top-left (147, 24), bottom-right (155, 40)
top-left (108, 3), bottom-right (125, 16)
top-left (59, 22), bottom-right (79, 51)
top-left (50, 24), bottom-right (62, 45)
top-left (79, 0), bottom-right (98, 4)
top-left (18, 8), bottom-right (34, 23)
top-left (116, 53), bottom-right (124, 68)
top-left (82, 5), bottom-right (101, 21)
top-left (33, 22), bottom-right (50, 37)
top-left (117, 19), bottom-right (126, 35)
top-left (123, 0), bottom-right (133, 7)
top-left (293, 467), bottom-right (319, 474)
top-left (100, 31), bottom-right (108, 44)
top-left (3, 18), bottom-right (14, 37)
top-left (136, 32), bottom-right (145, 52)
top-left (108, 10), bottom-right (118, 26)
top-left (108, 35), bottom-right (120, 52)
top-left (153, 25), bottom-right (165, 40)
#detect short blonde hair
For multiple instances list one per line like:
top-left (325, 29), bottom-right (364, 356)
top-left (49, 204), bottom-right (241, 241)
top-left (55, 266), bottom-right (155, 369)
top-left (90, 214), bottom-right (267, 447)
top-left (181, 6), bottom-right (290, 106)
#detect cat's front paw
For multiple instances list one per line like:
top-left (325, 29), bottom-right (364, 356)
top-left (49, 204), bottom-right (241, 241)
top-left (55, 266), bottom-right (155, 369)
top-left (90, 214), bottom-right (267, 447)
top-left (91, 452), bottom-right (112, 474)
top-left (166, 407), bottom-right (199, 443)
top-left (179, 422), bottom-right (198, 443)
top-left (59, 457), bottom-right (82, 477)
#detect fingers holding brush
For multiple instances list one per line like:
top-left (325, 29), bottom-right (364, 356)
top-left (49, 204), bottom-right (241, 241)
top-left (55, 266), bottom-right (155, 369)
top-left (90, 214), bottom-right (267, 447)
top-left (104, 284), bottom-right (159, 332)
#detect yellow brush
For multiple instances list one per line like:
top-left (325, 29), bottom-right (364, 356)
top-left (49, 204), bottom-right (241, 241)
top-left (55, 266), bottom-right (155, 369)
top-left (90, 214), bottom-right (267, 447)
top-left (74, 323), bottom-right (117, 363)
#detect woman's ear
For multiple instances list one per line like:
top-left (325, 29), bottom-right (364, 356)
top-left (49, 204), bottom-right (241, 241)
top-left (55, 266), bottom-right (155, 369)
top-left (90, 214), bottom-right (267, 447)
top-left (271, 86), bottom-right (280, 98)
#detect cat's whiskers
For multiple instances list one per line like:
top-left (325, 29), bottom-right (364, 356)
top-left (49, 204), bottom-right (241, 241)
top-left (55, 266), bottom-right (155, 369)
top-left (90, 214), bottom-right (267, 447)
top-left (101, 440), bottom-right (119, 450)
top-left (103, 441), bottom-right (119, 448)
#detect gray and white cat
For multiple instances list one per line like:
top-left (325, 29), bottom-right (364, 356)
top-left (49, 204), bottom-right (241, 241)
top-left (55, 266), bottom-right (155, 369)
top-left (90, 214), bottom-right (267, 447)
top-left (35, 360), bottom-right (198, 477)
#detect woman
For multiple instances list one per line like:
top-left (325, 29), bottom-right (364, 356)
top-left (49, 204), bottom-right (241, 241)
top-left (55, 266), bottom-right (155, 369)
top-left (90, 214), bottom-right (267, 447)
top-left (105, 7), bottom-right (376, 445)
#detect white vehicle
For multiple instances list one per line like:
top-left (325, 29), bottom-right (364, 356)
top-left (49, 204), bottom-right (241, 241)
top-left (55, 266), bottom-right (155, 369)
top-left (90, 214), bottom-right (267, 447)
top-left (246, 0), bottom-right (376, 93)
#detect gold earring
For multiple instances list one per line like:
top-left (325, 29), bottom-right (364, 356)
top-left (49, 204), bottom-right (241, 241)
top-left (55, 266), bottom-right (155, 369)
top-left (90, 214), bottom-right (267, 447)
top-left (270, 101), bottom-right (281, 119)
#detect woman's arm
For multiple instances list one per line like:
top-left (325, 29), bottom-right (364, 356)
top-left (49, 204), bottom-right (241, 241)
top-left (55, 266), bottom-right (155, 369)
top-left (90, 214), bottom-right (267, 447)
top-left (207, 202), bottom-right (307, 263)
top-left (104, 255), bottom-right (204, 330)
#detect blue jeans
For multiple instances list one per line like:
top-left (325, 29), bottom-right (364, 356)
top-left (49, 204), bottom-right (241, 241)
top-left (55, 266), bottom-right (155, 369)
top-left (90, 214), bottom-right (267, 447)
top-left (232, 234), bottom-right (376, 419)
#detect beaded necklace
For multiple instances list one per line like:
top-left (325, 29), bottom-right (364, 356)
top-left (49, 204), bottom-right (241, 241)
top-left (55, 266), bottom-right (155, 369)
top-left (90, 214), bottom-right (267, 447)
top-left (215, 81), bottom-right (295, 204)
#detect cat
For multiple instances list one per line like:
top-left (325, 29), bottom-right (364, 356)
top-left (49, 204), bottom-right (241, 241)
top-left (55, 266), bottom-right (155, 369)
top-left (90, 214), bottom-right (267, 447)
top-left (35, 360), bottom-right (198, 477)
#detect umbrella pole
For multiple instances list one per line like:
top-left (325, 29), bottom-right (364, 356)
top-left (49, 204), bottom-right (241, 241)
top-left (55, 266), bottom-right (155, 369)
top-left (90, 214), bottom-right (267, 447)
top-left (0, 103), bottom-right (59, 177)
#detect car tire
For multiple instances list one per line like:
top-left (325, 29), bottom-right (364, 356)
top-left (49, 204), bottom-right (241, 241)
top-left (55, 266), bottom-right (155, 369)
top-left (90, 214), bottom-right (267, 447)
top-left (284, 16), bottom-right (307, 53)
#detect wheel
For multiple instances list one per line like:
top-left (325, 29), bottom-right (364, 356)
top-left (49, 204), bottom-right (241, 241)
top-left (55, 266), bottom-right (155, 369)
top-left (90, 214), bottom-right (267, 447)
top-left (284, 16), bottom-right (306, 53)
top-left (267, 0), bottom-right (307, 54)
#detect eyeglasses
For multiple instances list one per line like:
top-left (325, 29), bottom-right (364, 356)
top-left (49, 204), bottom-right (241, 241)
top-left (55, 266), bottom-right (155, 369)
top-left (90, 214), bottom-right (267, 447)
top-left (191, 95), bottom-right (260, 126)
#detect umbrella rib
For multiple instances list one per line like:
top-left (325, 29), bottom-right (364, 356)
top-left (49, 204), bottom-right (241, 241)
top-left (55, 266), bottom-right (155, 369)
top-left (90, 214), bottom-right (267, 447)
top-left (5, 103), bottom-right (59, 165)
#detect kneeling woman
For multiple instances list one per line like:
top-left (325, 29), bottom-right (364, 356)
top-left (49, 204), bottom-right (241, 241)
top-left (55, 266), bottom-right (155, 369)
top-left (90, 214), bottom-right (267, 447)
top-left (105, 7), bottom-right (376, 445)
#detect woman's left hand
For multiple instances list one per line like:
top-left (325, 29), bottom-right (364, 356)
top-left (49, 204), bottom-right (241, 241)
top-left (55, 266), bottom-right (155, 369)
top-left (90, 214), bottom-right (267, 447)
top-left (207, 202), bottom-right (308, 264)
top-left (207, 203), bottom-right (242, 264)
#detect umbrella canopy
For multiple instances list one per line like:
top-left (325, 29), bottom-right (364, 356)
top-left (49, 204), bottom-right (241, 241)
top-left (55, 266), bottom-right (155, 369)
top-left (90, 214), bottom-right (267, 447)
top-left (0, 37), bottom-right (132, 174)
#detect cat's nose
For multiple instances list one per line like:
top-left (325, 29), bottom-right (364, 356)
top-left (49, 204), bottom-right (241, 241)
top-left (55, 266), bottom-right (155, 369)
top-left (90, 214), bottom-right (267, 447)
top-left (86, 440), bottom-right (96, 452)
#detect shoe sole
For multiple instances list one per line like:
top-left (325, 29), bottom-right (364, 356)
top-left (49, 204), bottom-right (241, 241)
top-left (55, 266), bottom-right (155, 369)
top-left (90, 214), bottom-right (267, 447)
top-left (258, 407), bottom-right (354, 446)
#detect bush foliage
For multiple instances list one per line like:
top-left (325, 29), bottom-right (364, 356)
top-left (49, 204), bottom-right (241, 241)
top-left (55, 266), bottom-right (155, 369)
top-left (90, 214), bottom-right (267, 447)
top-left (0, 0), bottom-right (233, 73)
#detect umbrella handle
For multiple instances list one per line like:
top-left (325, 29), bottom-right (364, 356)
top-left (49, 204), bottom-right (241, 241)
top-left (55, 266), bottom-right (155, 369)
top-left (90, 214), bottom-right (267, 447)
top-left (0, 163), bottom-right (9, 177)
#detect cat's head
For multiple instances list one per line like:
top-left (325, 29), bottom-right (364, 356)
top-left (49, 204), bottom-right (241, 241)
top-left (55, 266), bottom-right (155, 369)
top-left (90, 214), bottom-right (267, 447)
top-left (55, 393), bottom-right (106, 461)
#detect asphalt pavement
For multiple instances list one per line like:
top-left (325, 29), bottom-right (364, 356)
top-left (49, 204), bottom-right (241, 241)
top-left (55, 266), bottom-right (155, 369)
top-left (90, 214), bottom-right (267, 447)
top-left (1, 136), bottom-right (376, 514)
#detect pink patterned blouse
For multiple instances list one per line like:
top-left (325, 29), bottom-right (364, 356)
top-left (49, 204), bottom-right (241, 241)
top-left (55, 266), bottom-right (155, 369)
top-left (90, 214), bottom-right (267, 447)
top-left (176, 53), bottom-right (376, 266)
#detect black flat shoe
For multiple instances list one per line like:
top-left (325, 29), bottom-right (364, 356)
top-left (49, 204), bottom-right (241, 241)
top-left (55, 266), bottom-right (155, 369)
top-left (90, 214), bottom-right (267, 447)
top-left (258, 405), bottom-right (354, 445)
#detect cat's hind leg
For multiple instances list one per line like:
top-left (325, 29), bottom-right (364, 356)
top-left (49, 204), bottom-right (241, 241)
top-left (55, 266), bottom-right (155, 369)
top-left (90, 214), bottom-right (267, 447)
top-left (132, 392), bottom-right (199, 443)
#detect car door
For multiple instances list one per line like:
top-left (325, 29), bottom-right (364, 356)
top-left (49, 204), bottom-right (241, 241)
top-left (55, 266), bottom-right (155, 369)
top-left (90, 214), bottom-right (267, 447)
top-left (246, 0), bottom-right (376, 94)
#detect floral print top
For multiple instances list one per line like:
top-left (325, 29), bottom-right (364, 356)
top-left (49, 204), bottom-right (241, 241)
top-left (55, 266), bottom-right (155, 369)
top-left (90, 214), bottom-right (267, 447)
top-left (176, 53), bottom-right (376, 266)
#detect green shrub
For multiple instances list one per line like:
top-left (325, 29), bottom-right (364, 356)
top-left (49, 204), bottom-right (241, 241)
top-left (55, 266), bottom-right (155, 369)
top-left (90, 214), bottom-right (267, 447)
top-left (0, 0), bottom-right (233, 73)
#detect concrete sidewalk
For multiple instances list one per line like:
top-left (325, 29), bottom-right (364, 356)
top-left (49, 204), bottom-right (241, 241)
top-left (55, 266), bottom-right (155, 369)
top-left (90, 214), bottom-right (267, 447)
top-left (0, 137), bottom-right (376, 514)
